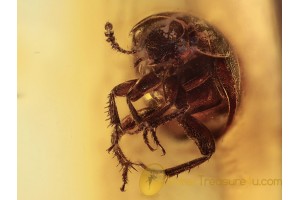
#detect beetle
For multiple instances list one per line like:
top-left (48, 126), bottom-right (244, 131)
top-left (104, 12), bottom-right (241, 191)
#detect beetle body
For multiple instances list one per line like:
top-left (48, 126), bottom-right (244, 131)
top-left (104, 12), bottom-right (240, 191)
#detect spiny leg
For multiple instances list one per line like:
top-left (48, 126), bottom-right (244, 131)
top-left (107, 72), bottom-right (160, 146)
top-left (125, 72), bottom-right (161, 123)
top-left (136, 75), bottom-right (183, 154)
top-left (136, 113), bottom-right (215, 182)
top-left (110, 143), bottom-right (138, 191)
top-left (107, 72), bottom-right (162, 159)
top-left (139, 105), bottom-right (188, 155)
top-left (133, 101), bottom-right (173, 154)
top-left (143, 129), bottom-right (156, 151)
top-left (116, 74), bottom-right (182, 155)
top-left (107, 75), bottom-right (191, 190)
top-left (164, 114), bottom-right (215, 178)
top-left (140, 109), bottom-right (190, 156)
top-left (107, 108), bottom-right (154, 153)
top-left (108, 107), bottom-right (190, 191)
top-left (108, 108), bottom-right (158, 191)
top-left (106, 81), bottom-right (138, 179)
top-left (108, 107), bottom-right (186, 191)
top-left (149, 128), bottom-right (166, 156)
top-left (107, 115), bottom-right (140, 192)
top-left (106, 79), bottom-right (137, 134)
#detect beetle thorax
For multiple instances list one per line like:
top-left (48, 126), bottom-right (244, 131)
top-left (131, 15), bottom-right (206, 76)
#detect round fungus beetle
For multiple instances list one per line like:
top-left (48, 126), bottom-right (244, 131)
top-left (104, 12), bottom-right (241, 191)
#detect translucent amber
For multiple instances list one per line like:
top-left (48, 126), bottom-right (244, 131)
top-left (139, 164), bottom-right (166, 196)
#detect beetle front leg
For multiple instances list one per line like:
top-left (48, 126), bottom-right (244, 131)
top-left (106, 79), bottom-right (139, 162)
top-left (122, 72), bottom-right (164, 152)
top-left (107, 72), bottom-right (160, 152)
top-left (164, 114), bottom-right (215, 178)
top-left (107, 113), bottom-right (142, 192)
top-left (125, 71), bottom-right (162, 123)
top-left (106, 79), bottom-right (137, 133)
top-left (132, 75), bottom-right (181, 155)
top-left (110, 143), bottom-right (139, 192)
top-left (108, 108), bottom-right (159, 191)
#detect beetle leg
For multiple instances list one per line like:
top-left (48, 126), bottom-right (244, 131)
top-left (149, 127), bottom-right (166, 155)
top-left (107, 107), bottom-right (155, 152)
top-left (106, 116), bottom-right (140, 192)
top-left (140, 121), bottom-right (167, 155)
top-left (139, 105), bottom-right (188, 155)
top-left (143, 129), bottom-right (156, 151)
top-left (131, 104), bottom-right (169, 155)
top-left (108, 108), bottom-right (159, 191)
top-left (126, 72), bottom-right (162, 123)
top-left (110, 143), bottom-right (139, 192)
top-left (141, 104), bottom-right (180, 154)
top-left (141, 76), bottom-right (191, 155)
top-left (107, 72), bottom-right (161, 154)
top-left (108, 106), bottom-right (185, 191)
top-left (135, 75), bottom-right (181, 154)
top-left (163, 114), bottom-right (215, 178)
top-left (106, 79), bottom-right (138, 133)
top-left (141, 82), bottom-right (188, 129)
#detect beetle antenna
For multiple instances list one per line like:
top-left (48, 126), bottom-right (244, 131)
top-left (104, 22), bottom-right (136, 54)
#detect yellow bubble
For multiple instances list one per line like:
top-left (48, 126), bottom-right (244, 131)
top-left (139, 164), bottom-right (166, 196)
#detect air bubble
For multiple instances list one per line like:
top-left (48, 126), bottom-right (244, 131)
top-left (139, 163), bottom-right (166, 196)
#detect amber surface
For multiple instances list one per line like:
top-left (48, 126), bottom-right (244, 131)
top-left (18, 0), bottom-right (281, 200)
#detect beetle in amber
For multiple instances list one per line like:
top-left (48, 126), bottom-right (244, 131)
top-left (104, 12), bottom-right (241, 191)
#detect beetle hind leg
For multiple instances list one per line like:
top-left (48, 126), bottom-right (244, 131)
top-left (164, 114), bottom-right (215, 177)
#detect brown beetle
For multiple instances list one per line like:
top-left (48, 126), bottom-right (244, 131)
top-left (104, 12), bottom-right (241, 191)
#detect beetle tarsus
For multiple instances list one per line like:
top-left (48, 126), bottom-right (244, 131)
top-left (143, 129), bottom-right (157, 151)
top-left (150, 128), bottom-right (166, 156)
